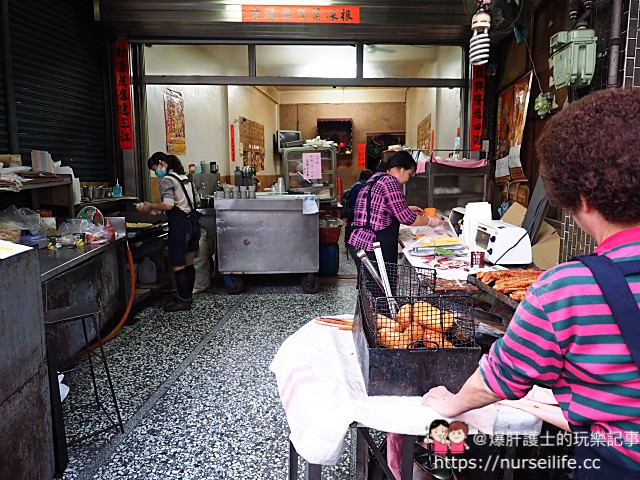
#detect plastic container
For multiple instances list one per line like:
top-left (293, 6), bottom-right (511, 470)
top-left (112, 180), bottom-right (123, 198)
top-left (138, 256), bottom-right (157, 284)
top-left (423, 207), bottom-right (437, 217)
top-left (319, 243), bottom-right (339, 276)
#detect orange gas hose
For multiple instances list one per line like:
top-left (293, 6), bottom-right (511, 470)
top-left (87, 241), bottom-right (136, 351)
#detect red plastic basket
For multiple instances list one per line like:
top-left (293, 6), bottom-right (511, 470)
top-left (319, 225), bottom-right (342, 245)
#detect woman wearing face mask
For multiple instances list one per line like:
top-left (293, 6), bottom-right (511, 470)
top-left (137, 152), bottom-right (200, 312)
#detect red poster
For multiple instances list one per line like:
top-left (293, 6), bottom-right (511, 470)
top-left (357, 143), bottom-right (366, 169)
top-left (230, 124), bottom-right (236, 163)
top-left (470, 64), bottom-right (486, 151)
top-left (242, 5), bottom-right (360, 24)
top-left (113, 40), bottom-right (134, 150)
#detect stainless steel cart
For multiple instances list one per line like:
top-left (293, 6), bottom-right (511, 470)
top-left (215, 194), bottom-right (320, 293)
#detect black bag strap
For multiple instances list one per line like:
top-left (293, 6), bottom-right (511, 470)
top-left (573, 255), bottom-right (640, 368)
top-left (362, 174), bottom-right (389, 232)
top-left (167, 173), bottom-right (197, 214)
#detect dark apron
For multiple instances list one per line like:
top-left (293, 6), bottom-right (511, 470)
top-left (570, 254), bottom-right (640, 479)
top-left (350, 174), bottom-right (401, 265)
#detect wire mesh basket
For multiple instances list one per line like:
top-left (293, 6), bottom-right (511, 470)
top-left (358, 261), bottom-right (436, 300)
top-left (360, 290), bottom-right (476, 350)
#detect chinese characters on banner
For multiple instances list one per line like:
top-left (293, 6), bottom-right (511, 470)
top-left (242, 5), bottom-right (360, 23)
top-left (163, 88), bottom-right (187, 155)
top-left (357, 143), bottom-right (366, 169)
top-left (113, 40), bottom-right (133, 149)
top-left (470, 65), bottom-right (486, 152)
top-left (230, 124), bottom-right (236, 163)
top-left (302, 152), bottom-right (322, 180)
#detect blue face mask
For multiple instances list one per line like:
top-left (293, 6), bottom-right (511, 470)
top-left (155, 167), bottom-right (167, 178)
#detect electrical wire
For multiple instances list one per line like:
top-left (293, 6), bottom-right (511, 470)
top-left (491, 195), bottom-right (547, 264)
top-left (85, 241), bottom-right (136, 353)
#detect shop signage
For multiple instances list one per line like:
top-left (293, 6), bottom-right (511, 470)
top-left (113, 40), bottom-right (134, 150)
top-left (302, 152), bottom-right (322, 180)
top-left (242, 5), bottom-right (360, 24)
top-left (470, 64), bottom-right (485, 151)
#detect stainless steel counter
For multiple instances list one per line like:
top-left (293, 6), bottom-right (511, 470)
top-left (39, 236), bottom-right (125, 282)
top-left (215, 195), bottom-right (319, 275)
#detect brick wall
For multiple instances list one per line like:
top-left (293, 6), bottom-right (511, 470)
top-left (559, 211), bottom-right (597, 262)
top-left (623, 0), bottom-right (640, 85)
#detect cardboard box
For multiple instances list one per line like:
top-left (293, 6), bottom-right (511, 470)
top-left (501, 202), bottom-right (560, 270)
top-left (0, 154), bottom-right (22, 167)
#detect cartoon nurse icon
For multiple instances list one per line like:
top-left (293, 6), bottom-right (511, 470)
top-left (424, 419), bottom-right (450, 457)
top-left (448, 421), bottom-right (470, 455)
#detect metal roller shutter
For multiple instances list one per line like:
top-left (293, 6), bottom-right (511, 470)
top-left (0, 50), bottom-right (8, 154)
top-left (9, 0), bottom-right (109, 181)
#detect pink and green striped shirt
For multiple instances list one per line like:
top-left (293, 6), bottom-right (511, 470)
top-left (480, 226), bottom-right (640, 469)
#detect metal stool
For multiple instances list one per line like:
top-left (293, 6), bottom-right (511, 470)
top-left (45, 302), bottom-right (124, 475)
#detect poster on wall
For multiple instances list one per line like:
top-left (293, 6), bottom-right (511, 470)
top-left (417, 114), bottom-right (432, 152)
top-left (495, 71), bottom-right (533, 184)
top-left (238, 117), bottom-right (265, 171)
top-left (163, 88), bottom-right (187, 155)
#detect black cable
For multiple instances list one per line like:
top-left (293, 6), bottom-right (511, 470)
top-left (491, 196), bottom-right (547, 264)
top-left (491, 229), bottom-right (529, 265)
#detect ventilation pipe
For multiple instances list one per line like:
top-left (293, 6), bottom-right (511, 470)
top-left (607, 0), bottom-right (623, 88)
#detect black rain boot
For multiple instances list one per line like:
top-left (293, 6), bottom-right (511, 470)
top-left (185, 264), bottom-right (196, 297)
top-left (165, 269), bottom-right (192, 312)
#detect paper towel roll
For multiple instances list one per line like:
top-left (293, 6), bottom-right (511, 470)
top-left (72, 178), bottom-right (81, 205)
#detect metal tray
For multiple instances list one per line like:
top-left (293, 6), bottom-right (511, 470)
top-left (467, 273), bottom-right (520, 310)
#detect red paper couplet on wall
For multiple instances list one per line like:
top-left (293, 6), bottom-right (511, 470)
top-left (113, 40), bottom-right (134, 150)
top-left (230, 124), bottom-right (236, 163)
top-left (470, 64), bottom-right (486, 151)
top-left (357, 143), bottom-right (366, 169)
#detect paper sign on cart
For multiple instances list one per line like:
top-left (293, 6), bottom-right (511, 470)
top-left (0, 240), bottom-right (32, 260)
top-left (302, 152), bottom-right (322, 180)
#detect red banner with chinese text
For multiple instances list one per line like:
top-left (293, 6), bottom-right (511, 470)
top-left (242, 5), bottom-right (360, 23)
top-left (357, 143), bottom-right (366, 169)
top-left (113, 40), bottom-right (134, 150)
top-left (470, 64), bottom-right (486, 152)
top-left (230, 124), bottom-right (236, 163)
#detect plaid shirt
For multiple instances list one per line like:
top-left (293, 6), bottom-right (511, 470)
top-left (347, 172), bottom-right (417, 251)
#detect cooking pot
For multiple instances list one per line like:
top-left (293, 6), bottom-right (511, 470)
top-left (82, 185), bottom-right (95, 200)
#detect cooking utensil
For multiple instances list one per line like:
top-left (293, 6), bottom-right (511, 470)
top-left (357, 250), bottom-right (398, 319)
top-left (372, 242), bottom-right (397, 319)
top-left (82, 185), bottom-right (95, 200)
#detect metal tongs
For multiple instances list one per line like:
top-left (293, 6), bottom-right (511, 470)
top-left (357, 244), bottom-right (398, 319)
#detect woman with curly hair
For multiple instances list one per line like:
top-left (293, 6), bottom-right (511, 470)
top-left (423, 88), bottom-right (640, 479)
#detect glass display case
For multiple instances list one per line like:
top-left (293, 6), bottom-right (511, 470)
top-left (281, 146), bottom-right (337, 203)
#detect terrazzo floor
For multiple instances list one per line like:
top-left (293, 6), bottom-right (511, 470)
top-left (60, 240), bottom-right (364, 480)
